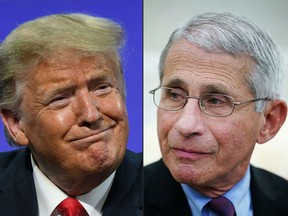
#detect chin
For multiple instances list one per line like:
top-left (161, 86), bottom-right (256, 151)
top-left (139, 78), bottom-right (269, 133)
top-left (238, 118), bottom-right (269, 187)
top-left (164, 157), bottom-right (199, 183)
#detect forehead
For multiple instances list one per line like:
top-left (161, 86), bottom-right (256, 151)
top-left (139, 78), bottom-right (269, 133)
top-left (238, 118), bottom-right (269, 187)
top-left (31, 54), bottom-right (119, 84)
top-left (23, 53), bottom-right (122, 99)
top-left (162, 39), bottom-right (254, 95)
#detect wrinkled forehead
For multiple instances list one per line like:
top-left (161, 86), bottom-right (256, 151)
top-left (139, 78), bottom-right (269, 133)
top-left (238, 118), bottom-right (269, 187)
top-left (42, 50), bottom-right (120, 70)
top-left (161, 39), bottom-right (255, 95)
top-left (28, 51), bottom-right (121, 81)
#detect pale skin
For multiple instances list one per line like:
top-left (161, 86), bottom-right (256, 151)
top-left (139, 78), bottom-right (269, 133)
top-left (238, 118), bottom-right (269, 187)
top-left (158, 39), bottom-right (287, 197)
top-left (1, 53), bottom-right (128, 196)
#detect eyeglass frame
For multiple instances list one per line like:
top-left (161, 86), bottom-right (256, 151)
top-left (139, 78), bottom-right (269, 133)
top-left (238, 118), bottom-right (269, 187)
top-left (149, 86), bottom-right (271, 117)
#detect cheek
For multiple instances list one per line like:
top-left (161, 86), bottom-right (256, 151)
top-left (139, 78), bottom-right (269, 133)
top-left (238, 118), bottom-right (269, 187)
top-left (157, 110), bottom-right (177, 150)
top-left (102, 93), bottom-right (127, 120)
top-left (23, 109), bottom-right (74, 145)
top-left (210, 119), bottom-right (259, 159)
top-left (103, 95), bottom-right (128, 144)
top-left (41, 109), bottom-right (74, 130)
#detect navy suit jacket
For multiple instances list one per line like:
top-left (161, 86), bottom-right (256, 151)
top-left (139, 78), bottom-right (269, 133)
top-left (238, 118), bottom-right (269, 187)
top-left (144, 159), bottom-right (288, 216)
top-left (0, 148), bottom-right (142, 216)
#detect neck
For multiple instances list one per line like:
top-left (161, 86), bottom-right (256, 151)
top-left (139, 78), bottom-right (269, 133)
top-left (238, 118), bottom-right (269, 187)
top-left (48, 169), bottom-right (114, 196)
top-left (191, 164), bottom-right (250, 198)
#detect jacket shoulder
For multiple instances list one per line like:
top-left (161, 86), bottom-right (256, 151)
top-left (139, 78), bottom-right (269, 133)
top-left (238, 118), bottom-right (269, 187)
top-left (102, 150), bottom-right (143, 216)
top-left (0, 148), bottom-right (38, 216)
top-left (251, 165), bottom-right (288, 215)
top-left (0, 149), bottom-right (28, 173)
top-left (251, 166), bottom-right (288, 190)
top-left (144, 160), bottom-right (191, 216)
top-left (125, 150), bottom-right (142, 169)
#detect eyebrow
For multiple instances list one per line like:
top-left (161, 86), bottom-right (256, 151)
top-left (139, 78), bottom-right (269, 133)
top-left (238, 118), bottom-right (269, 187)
top-left (161, 78), bottom-right (186, 88)
top-left (87, 74), bottom-right (116, 89)
top-left (40, 73), bottom-right (115, 99)
top-left (162, 77), bottom-right (233, 96)
top-left (41, 85), bottom-right (75, 104)
top-left (202, 84), bottom-right (230, 95)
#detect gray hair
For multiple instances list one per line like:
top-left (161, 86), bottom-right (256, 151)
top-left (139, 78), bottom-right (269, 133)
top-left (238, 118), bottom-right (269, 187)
top-left (159, 12), bottom-right (283, 111)
top-left (0, 13), bottom-right (126, 146)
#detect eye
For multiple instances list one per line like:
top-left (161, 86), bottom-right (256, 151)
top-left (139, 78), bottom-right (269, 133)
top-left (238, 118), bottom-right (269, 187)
top-left (91, 84), bottom-right (113, 96)
top-left (203, 94), bottom-right (230, 107)
top-left (48, 95), bottom-right (71, 109)
top-left (208, 97), bottom-right (223, 105)
top-left (165, 88), bottom-right (186, 101)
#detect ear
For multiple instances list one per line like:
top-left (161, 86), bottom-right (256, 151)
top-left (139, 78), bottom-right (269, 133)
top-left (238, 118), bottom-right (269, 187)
top-left (1, 109), bottom-right (29, 146)
top-left (257, 100), bottom-right (287, 144)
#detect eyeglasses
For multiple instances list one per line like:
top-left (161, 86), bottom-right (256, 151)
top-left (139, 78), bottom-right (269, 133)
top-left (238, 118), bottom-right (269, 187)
top-left (149, 86), bottom-right (271, 117)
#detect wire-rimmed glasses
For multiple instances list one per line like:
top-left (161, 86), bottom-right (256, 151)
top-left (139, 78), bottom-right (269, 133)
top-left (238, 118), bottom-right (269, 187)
top-left (149, 86), bottom-right (271, 117)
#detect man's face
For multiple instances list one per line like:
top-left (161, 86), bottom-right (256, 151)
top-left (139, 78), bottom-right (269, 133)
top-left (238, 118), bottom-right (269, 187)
top-left (18, 54), bottom-right (128, 189)
top-left (158, 39), bottom-right (265, 195)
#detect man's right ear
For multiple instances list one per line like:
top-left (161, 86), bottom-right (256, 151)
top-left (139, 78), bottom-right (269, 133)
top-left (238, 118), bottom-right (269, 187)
top-left (1, 109), bottom-right (29, 146)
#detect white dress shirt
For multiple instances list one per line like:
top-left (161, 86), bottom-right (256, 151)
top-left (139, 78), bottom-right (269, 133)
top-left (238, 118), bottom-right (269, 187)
top-left (31, 155), bottom-right (115, 216)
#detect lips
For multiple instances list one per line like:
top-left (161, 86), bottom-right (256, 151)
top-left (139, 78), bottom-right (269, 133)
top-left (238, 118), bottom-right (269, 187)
top-left (68, 126), bottom-right (113, 145)
top-left (171, 147), bottom-right (211, 161)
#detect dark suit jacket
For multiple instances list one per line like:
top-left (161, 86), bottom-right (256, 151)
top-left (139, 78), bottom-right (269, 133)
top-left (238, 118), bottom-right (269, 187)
top-left (144, 159), bottom-right (288, 216)
top-left (0, 148), bottom-right (142, 216)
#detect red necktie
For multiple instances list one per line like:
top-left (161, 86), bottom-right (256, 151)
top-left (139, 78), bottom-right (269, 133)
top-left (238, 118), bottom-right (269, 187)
top-left (51, 197), bottom-right (89, 216)
top-left (205, 196), bottom-right (236, 216)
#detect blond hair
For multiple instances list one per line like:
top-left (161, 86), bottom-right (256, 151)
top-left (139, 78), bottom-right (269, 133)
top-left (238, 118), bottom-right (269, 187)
top-left (0, 13), bottom-right (125, 112)
top-left (0, 13), bottom-right (126, 146)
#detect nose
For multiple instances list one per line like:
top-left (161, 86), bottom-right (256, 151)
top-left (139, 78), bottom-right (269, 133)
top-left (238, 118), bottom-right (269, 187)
top-left (174, 99), bottom-right (205, 137)
top-left (75, 90), bottom-right (101, 127)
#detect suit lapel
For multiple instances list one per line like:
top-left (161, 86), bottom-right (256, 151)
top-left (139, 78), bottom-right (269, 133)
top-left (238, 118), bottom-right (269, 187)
top-left (145, 162), bottom-right (288, 216)
top-left (250, 165), bottom-right (288, 215)
top-left (0, 148), bottom-right (38, 216)
top-left (102, 151), bottom-right (142, 216)
top-left (144, 160), bottom-right (192, 216)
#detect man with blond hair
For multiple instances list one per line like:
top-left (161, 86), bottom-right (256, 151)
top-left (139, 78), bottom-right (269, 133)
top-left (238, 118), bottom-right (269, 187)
top-left (0, 13), bottom-right (142, 216)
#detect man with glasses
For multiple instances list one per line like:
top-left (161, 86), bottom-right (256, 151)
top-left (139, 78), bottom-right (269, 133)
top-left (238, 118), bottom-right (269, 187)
top-left (144, 12), bottom-right (288, 216)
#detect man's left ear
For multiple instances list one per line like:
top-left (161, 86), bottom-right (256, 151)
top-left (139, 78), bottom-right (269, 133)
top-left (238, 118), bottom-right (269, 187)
top-left (257, 99), bottom-right (287, 144)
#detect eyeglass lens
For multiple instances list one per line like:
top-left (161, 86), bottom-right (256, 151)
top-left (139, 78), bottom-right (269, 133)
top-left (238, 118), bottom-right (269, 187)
top-left (153, 87), bottom-right (235, 117)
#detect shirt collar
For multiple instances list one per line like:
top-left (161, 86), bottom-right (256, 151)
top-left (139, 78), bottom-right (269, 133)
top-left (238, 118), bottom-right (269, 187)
top-left (31, 154), bottom-right (115, 216)
top-left (181, 166), bottom-right (252, 216)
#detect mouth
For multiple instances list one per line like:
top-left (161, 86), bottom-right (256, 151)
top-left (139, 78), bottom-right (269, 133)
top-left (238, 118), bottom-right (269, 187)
top-left (171, 147), bottom-right (211, 161)
top-left (69, 127), bottom-right (113, 145)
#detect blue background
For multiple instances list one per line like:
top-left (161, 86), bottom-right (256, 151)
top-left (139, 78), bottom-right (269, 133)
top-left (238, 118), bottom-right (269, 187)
top-left (0, 0), bottom-right (142, 153)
